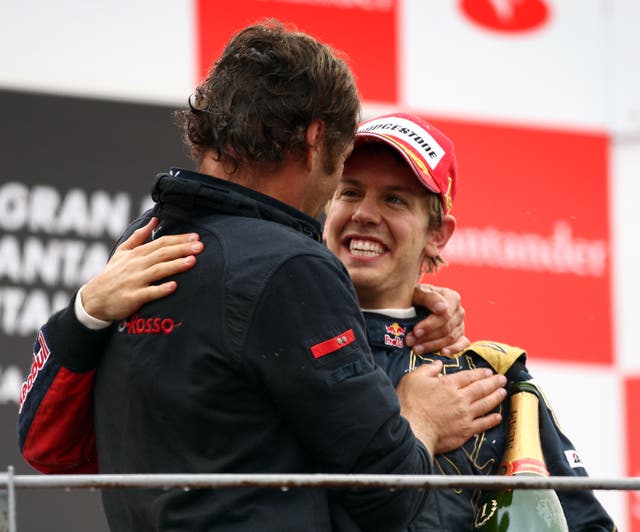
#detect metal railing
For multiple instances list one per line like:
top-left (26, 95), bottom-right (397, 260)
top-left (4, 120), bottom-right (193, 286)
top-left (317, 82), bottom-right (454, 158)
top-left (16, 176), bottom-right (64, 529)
top-left (2, 466), bottom-right (639, 532)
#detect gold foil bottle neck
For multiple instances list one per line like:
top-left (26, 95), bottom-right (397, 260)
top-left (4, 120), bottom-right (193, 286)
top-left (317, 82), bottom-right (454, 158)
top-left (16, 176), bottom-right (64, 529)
top-left (499, 385), bottom-right (549, 477)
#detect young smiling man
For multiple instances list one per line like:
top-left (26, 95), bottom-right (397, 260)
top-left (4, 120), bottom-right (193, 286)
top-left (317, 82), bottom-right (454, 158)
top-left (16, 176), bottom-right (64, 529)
top-left (322, 112), bottom-right (616, 531)
top-left (323, 116), bottom-right (456, 311)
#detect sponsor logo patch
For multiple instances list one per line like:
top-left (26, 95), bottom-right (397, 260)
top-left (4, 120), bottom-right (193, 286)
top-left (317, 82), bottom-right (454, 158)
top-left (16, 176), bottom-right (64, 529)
top-left (564, 449), bottom-right (585, 469)
top-left (310, 329), bottom-right (355, 359)
top-left (384, 322), bottom-right (406, 348)
top-left (358, 116), bottom-right (446, 169)
top-left (117, 314), bottom-right (182, 335)
top-left (18, 331), bottom-right (51, 412)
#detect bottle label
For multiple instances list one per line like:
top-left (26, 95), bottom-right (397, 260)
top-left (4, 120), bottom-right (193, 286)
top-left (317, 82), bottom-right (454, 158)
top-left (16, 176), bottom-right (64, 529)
top-left (500, 457), bottom-right (549, 477)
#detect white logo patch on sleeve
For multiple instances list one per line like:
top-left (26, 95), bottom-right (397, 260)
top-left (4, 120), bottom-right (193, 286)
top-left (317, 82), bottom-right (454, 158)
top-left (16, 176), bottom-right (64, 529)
top-left (564, 449), bottom-right (585, 469)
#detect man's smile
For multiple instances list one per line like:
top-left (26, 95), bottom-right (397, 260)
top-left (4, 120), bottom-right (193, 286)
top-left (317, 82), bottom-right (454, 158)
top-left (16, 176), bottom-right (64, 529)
top-left (345, 237), bottom-right (388, 258)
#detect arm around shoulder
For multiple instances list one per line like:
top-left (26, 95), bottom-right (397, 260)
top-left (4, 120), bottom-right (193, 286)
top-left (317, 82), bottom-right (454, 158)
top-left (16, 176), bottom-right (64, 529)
top-left (18, 290), bottom-right (111, 474)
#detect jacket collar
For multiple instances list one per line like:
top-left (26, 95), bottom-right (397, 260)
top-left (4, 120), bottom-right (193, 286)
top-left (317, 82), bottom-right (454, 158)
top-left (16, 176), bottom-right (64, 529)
top-left (363, 308), bottom-right (429, 349)
top-left (151, 168), bottom-right (322, 242)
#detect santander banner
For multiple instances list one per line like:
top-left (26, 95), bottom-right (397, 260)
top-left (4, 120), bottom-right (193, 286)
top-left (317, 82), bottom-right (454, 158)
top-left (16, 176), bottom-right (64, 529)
top-left (421, 116), bottom-right (611, 365)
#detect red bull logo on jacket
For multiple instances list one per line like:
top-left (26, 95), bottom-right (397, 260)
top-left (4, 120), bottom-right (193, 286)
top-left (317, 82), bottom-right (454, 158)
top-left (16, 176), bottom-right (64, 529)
top-left (18, 331), bottom-right (50, 413)
top-left (384, 322), bottom-right (406, 349)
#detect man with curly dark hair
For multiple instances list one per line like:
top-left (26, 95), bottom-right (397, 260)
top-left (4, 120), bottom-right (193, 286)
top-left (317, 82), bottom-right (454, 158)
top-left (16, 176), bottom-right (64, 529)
top-left (18, 20), bottom-right (507, 531)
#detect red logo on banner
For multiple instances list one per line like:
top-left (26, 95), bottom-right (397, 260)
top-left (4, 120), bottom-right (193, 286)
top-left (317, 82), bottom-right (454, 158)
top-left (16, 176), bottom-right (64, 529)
top-left (460, 0), bottom-right (550, 33)
top-left (625, 378), bottom-right (640, 532)
top-left (196, 0), bottom-right (398, 103)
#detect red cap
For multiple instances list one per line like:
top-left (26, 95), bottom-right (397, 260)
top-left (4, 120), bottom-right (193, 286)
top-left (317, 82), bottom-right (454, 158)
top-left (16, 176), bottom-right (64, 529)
top-left (355, 113), bottom-right (458, 214)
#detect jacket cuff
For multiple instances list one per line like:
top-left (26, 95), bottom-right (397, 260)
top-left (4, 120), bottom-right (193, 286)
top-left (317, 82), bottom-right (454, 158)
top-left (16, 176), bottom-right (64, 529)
top-left (74, 284), bottom-right (113, 330)
top-left (46, 291), bottom-right (113, 373)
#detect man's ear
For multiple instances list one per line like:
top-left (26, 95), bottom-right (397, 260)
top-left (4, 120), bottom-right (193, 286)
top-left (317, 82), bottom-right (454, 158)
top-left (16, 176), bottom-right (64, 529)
top-left (424, 215), bottom-right (456, 257)
top-left (305, 119), bottom-right (325, 171)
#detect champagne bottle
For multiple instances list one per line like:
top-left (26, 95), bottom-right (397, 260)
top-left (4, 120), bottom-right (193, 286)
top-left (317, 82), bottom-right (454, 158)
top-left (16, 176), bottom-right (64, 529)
top-left (473, 381), bottom-right (569, 531)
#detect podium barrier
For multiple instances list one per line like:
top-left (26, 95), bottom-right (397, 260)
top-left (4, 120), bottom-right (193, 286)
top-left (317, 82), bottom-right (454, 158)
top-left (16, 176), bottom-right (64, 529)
top-left (2, 467), bottom-right (637, 531)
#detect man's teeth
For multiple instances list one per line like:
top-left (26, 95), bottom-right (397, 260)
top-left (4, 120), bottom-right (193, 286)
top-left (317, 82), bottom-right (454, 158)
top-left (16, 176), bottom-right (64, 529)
top-left (349, 239), bottom-right (384, 256)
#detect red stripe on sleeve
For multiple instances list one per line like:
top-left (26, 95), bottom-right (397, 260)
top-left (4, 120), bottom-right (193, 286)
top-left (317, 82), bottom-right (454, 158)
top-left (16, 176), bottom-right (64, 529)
top-left (22, 367), bottom-right (98, 474)
top-left (310, 329), bottom-right (355, 359)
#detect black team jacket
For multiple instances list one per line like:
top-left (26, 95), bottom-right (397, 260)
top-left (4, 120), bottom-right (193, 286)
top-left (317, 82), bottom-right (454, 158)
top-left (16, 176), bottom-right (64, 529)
top-left (18, 169), bottom-right (432, 532)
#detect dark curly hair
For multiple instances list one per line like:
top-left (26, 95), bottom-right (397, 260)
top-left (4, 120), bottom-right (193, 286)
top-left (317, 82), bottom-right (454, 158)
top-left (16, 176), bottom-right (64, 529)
top-left (175, 19), bottom-right (361, 175)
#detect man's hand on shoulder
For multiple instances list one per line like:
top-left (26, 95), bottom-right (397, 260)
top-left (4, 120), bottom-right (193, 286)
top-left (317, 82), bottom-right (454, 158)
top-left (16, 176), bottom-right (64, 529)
top-left (396, 362), bottom-right (506, 456)
top-left (406, 284), bottom-right (470, 356)
top-left (81, 217), bottom-right (204, 322)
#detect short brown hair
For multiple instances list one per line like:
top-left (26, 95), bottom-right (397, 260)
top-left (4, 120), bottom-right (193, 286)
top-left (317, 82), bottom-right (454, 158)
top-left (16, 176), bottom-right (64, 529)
top-left (423, 192), bottom-right (446, 273)
top-left (175, 19), bottom-right (360, 174)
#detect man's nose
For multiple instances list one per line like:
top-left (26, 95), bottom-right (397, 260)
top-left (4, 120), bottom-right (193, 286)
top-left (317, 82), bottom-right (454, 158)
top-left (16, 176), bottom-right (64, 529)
top-left (351, 197), bottom-right (381, 224)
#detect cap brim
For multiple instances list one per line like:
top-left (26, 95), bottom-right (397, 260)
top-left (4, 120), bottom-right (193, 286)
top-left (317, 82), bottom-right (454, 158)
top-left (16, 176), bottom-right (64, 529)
top-left (354, 132), bottom-right (442, 195)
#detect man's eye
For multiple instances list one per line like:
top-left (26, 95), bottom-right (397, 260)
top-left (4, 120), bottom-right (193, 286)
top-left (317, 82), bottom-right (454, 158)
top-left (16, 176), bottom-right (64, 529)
top-left (387, 195), bottom-right (405, 205)
top-left (339, 189), bottom-right (359, 198)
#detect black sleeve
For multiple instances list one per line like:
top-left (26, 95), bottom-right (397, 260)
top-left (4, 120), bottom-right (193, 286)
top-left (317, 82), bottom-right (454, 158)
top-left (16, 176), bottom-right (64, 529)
top-left (17, 291), bottom-right (110, 473)
top-left (17, 213), bottom-right (153, 472)
top-left (243, 253), bottom-right (432, 530)
top-left (45, 291), bottom-right (114, 372)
